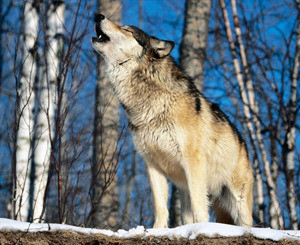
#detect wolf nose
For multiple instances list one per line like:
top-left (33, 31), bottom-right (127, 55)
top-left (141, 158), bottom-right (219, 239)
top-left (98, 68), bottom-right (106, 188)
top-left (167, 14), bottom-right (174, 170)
top-left (94, 13), bottom-right (105, 23)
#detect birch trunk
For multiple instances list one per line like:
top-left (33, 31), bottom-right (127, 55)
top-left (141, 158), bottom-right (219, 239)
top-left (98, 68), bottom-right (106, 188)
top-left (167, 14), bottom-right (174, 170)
top-left (91, 0), bottom-right (121, 229)
top-left (230, 0), bottom-right (285, 229)
top-left (15, 0), bottom-right (39, 221)
top-left (179, 0), bottom-right (211, 91)
top-left (220, 0), bottom-right (284, 228)
top-left (32, 0), bottom-right (64, 222)
top-left (252, 150), bottom-right (265, 224)
top-left (282, 1), bottom-right (300, 230)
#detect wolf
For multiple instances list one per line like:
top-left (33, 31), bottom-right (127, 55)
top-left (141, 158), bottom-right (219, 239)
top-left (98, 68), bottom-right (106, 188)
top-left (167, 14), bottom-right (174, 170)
top-left (92, 13), bottom-right (253, 228)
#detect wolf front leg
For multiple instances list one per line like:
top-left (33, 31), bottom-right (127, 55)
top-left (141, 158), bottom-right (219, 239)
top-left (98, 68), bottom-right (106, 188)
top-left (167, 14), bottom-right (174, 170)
top-left (183, 155), bottom-right (209, 223)
top-left (146, 163), bottom-right (169, 228)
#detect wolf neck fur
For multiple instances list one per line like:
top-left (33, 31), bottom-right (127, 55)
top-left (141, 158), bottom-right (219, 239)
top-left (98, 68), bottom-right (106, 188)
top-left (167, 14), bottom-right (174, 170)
top-left (109, 56), bottom-right (188, 93)
top-left (107, 56), bottom-right (188, 126)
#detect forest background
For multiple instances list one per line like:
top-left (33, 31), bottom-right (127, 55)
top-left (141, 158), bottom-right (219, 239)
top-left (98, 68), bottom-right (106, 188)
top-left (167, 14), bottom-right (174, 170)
top-left (0, 0), bottom-right (299, 231)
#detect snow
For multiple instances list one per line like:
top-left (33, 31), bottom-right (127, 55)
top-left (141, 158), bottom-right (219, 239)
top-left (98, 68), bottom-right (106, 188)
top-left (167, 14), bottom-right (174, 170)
top-left (0, 218), bottom-right (299, 242)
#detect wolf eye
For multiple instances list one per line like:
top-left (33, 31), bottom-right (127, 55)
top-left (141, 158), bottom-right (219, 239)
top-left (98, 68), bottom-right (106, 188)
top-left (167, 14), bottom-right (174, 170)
top-left (122, 27), bottom-right (132, 33)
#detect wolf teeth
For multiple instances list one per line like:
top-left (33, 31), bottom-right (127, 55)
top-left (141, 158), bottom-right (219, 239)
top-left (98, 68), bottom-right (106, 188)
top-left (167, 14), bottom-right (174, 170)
top-left (98, 35), bottom-right (102, 39)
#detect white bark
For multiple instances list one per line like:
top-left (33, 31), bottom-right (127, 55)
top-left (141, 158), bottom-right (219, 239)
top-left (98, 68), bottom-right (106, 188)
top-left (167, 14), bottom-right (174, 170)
top-left (220, 0), bottom-right (284, 228)
top-left (32, 1), bottom-right (65, 221)
top-left (229, 0), bottom-right (286, 228)
top-left (15, 0), bottom-right (39, 221)
top-left (253, 156), bottom-right (264, 224)
top-left (230, 0), bottom-right (284, 229)
top-left (283, 1), bottom-right (300, 230)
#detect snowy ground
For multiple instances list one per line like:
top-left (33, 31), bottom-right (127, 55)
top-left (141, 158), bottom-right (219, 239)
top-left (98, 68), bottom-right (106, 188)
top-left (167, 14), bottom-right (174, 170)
top-left (0, 218), bottom-right (299, 242)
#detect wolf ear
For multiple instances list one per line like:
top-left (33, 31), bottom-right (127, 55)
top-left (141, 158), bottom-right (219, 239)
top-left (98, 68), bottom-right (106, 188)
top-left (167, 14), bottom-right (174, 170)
top-left (150, 37), bottom-right (175, 59)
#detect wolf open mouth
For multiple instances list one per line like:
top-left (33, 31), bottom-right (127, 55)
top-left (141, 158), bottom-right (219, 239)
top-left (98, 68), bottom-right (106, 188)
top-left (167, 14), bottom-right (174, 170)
top-left (93, 23), bottom-right (110, 43)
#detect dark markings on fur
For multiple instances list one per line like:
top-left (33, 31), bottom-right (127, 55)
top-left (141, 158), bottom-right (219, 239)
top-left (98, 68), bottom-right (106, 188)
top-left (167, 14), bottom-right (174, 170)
top-left (221, 185), bottom-right (227, 196)
top-left (129, 26), bottom-right (169, 59)
top-left (128, 121), bottom-right (138, 131)
top-left (210, 103), bottom-right (227, 122)
top-left (120, 102), bottom-right (131, 115)
top-left (169, 61), bottom-right (202, 113)
top-left (195, 97), bottom-right (201, 112)
top-left (210, 103), bottom-right (245, 146)
top-left (129, 26), bottom-right (152, 59)
top-left (130, 26), bottom-right (150, 48)
top-left (187, 79), bottom-right (202, 113)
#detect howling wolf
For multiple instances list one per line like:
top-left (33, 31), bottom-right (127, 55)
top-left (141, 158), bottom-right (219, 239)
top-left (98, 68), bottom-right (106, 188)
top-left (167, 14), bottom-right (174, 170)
top-left (92, 13), bottom-right (253, 228)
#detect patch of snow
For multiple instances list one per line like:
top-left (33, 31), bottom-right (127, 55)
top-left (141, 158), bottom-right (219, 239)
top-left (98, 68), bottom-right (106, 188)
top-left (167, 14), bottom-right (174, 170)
top-left (0, 218), bottom-right (299, 242)
top-left (115, 226), bottom-right (145, 238)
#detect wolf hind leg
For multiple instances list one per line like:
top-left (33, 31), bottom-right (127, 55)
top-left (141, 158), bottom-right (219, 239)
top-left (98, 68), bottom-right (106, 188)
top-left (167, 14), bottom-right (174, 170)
top-left (232, 183), bottom-right (253, 227)
top-left (214, 185), bottom-right (252, 227)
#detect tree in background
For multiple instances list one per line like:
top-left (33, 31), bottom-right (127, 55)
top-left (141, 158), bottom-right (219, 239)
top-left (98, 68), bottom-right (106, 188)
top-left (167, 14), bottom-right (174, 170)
top-left (14, 0), bottom-right (39, 221)
top-left (282, 0), bottom-right (300, 230)
top-left (219, 0), bottom-right (283, 228)
top-left (13, 0), bottom-right (65, 222)
top-left (180, 0), bottom-right (211, 91)
top-left (90, 0), bottom-right (122, 229)
top-left (0, 0), bottom-right (298, 230)
top-left (32, 0), bottom-right (65, 222)
top-left (208, 0), bottom-right (299, 230)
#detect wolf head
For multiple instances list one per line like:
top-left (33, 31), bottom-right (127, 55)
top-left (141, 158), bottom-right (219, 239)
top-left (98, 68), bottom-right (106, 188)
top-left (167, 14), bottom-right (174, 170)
top-left (92, 14), bottom-right (175, 65)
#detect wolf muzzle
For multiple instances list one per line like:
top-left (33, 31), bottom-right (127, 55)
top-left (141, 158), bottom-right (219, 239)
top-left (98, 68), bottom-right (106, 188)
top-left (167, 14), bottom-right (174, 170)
top-left (93, 13), bottom-right (110, 43)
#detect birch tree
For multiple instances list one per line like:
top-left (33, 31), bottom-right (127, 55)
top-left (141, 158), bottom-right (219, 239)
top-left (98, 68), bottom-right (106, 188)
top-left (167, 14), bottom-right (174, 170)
top-left (219, 0), bottom-right (284, 229)
top-left (215, 0), bottom-right (300, 229)
top-left (14, 0), bottom-right (39, 221)
top-left (91, 0), bottom-right (121, 229)
top-left (282, 0), bottom-right (300, 230)
top-left (229, 0), bottom-right (282, 228)
top-left (32, 0), bottom-right (64, 222)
